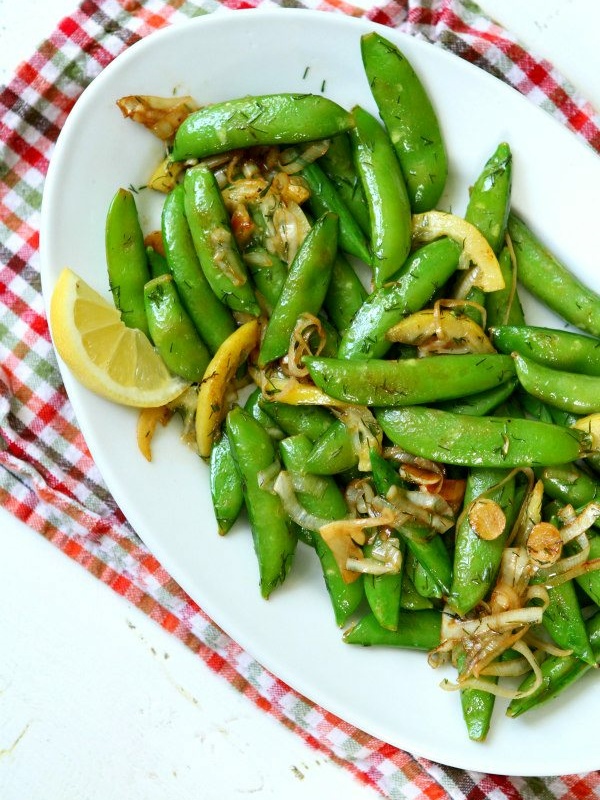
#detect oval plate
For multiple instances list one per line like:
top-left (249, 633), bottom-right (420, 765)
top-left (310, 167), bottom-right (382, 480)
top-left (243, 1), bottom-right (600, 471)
top-left (40, 9), bottom-right (600, 776)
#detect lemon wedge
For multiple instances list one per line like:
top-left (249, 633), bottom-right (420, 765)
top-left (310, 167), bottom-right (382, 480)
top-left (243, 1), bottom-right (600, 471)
top-left (49, 267), bottom-right (189, 407)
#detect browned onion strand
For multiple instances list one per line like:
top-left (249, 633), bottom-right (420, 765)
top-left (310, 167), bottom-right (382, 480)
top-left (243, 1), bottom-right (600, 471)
top-left (272, 470), bottom-right (332, 532)
top-left (345, 478), bottom-right (376, 517)
top-left (331, 405), bottom-right (382, 472)
top-left (278, 139), bottom-right (330, 173)
top-left (286, 313), bottom-right (327, 378)
top-left (347, 534), bottom-right (403, 576)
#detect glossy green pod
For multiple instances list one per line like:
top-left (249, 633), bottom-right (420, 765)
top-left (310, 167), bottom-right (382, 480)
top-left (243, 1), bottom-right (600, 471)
top-left (162, 185), bottom-right (236, 353)
top-left (258, 212), bottom-right (338, 367)
top-left (226, 406), bottom-right (297, 599)
top-left (492, 325), bottom-right (600, 377)
top-left (318, 131), bottom-right (370, 233)
top-left (349, 105), bottom-right (412, 286)
top-left (376, 406), bottom-right (592, 468)
top-left (143, 274), bottom-right (211, 382)
top-left (344, 609), bottom-right (442, 650)
top-left (512, 353), bottom-right (600, 415)
top-left (105, 187), bottom-right (151, 337)
top-left (324, 252), bottom-right (368, 336)
top-left (279, 434), bottom-right (363, 627)
top-left (507, 213), bottom-right (600, 338)
top-left (465, 142), bottom-right (512, 254)
top-left (172, 93), bottom-right (355, 161)
top-left (183, 166), bottom-right (261, 317)
top-left (361, 32), bottom-right (447, 212)
top-left (449, 468), bottom-right (516, 617)
top-left (338, 238), bottom-right (461, 360)
top-left (300, 161), bottom-right (371, 264)
top-left (209, 432), bottom-right (244, 536)
top-left (305, 353), bottom-right (516, 407)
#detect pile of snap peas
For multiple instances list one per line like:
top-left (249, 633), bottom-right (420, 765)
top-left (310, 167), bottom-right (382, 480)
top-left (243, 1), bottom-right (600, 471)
top-left (106, 30), bottom-right (600, 742)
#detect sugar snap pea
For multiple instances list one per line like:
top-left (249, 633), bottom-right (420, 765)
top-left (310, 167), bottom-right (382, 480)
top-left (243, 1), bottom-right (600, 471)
top-left (512, 353), bottom-right (600, 415)
top-left (171, 93), bottom-right (355, 161)
top-left (300, 161), bottom-right (371, 264)
top-left (435, 378), bottom-right (518, 417)
top-left (361, 32), bottom-right (447, 213)
top-left (209, 432), bottom-right (244, 536)
top-left (456, 650), bottom-right (495, 742)
top-left (318, 131), bottom-right (370, 233)
top-left (465, 142), bottom-right (512, 254)
top-left (324, 252), bottom-right (368, 336)
top-left (400, 521), bottom-right (452, 599)
top-left (338, 238), bottom-right (462, 360)
top-left (516, 388), bottom-right (554, 423)
top-left (146, 245), bottom-right (170, 278)
top-left (305, 353), bottom-right (515, 407)
top-left (399, 572), bottom-right (434, 610)
top-left (143, 274), bottom-right (211, 382)
top-left (183, 166), bottom-right (261, 317)
top-left (245, 241), bottom-right (339, 355)
top-left (226, 406), bottom-right (297, 598)
top-left (344, 609), bottom-right (442, 650)
top-left (366, 450), bottom-right (406, 631)
top-left (258, 398), bottom-right (334, 443)
top-left (105, 187), bottom-right (151, 337)
top-left (279, 434), bottom-right (364, 627)
top-left (349, 105), bottom-right (412, 287)
top-left (377, 406), bottom-right (592, 468)
top-left (460, 286), bottom-right (486, 329)
top-left (576, 534), bottom-right (600, 606)
top-left (258, 212), bottom-right (338, 367)
top-left (507, 213), bottom-right (600, 338)
top-left (162, 184), bottom-right (236, 353)
top-left (243, 246), bottom-right (288, 314)
top-left (362, 530), bottom-right (405, 631)
top-left (507, 610), bottom-right (600, 718)
top-left (484, 246), bottom-right (526, 328)
top-left (538, 462), bottom-right (600, 509)
top-left (540, 579), bottom-right (595, 665)
top-left (370, 450), bottom-right (452, 599)
top-left (305, 419), bottom-right (358, 475)
top-left (244, 387), bottom-right (284, 439)
top-left (492, 325), bottom-right (600, 377)
top-left (449, 469), bottom-right (516, 617)
top-left (406, 553), bottom-right (443, 600)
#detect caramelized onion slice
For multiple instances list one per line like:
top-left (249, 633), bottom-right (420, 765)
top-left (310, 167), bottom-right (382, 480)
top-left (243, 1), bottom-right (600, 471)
top-left (116, 94), bottom-right (199, 141)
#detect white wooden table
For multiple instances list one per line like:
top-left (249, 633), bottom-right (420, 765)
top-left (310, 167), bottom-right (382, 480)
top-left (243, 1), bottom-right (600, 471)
top-left (0, 1), bottom-right (598, 797)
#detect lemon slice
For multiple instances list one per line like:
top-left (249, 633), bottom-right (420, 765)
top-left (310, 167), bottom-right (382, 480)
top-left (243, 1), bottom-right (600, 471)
top-left (49, 267), bottom-right (190, 407)
top-left (411, 210), bottom-right (505, 294)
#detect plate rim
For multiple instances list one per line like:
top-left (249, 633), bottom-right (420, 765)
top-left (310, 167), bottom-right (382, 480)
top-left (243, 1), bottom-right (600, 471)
top-left (39, 7), bottom-right (600, 777)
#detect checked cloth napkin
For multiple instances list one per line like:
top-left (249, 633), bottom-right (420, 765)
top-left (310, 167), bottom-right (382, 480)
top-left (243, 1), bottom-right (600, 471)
top-left (1, 0), bottom-right (600, 797)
